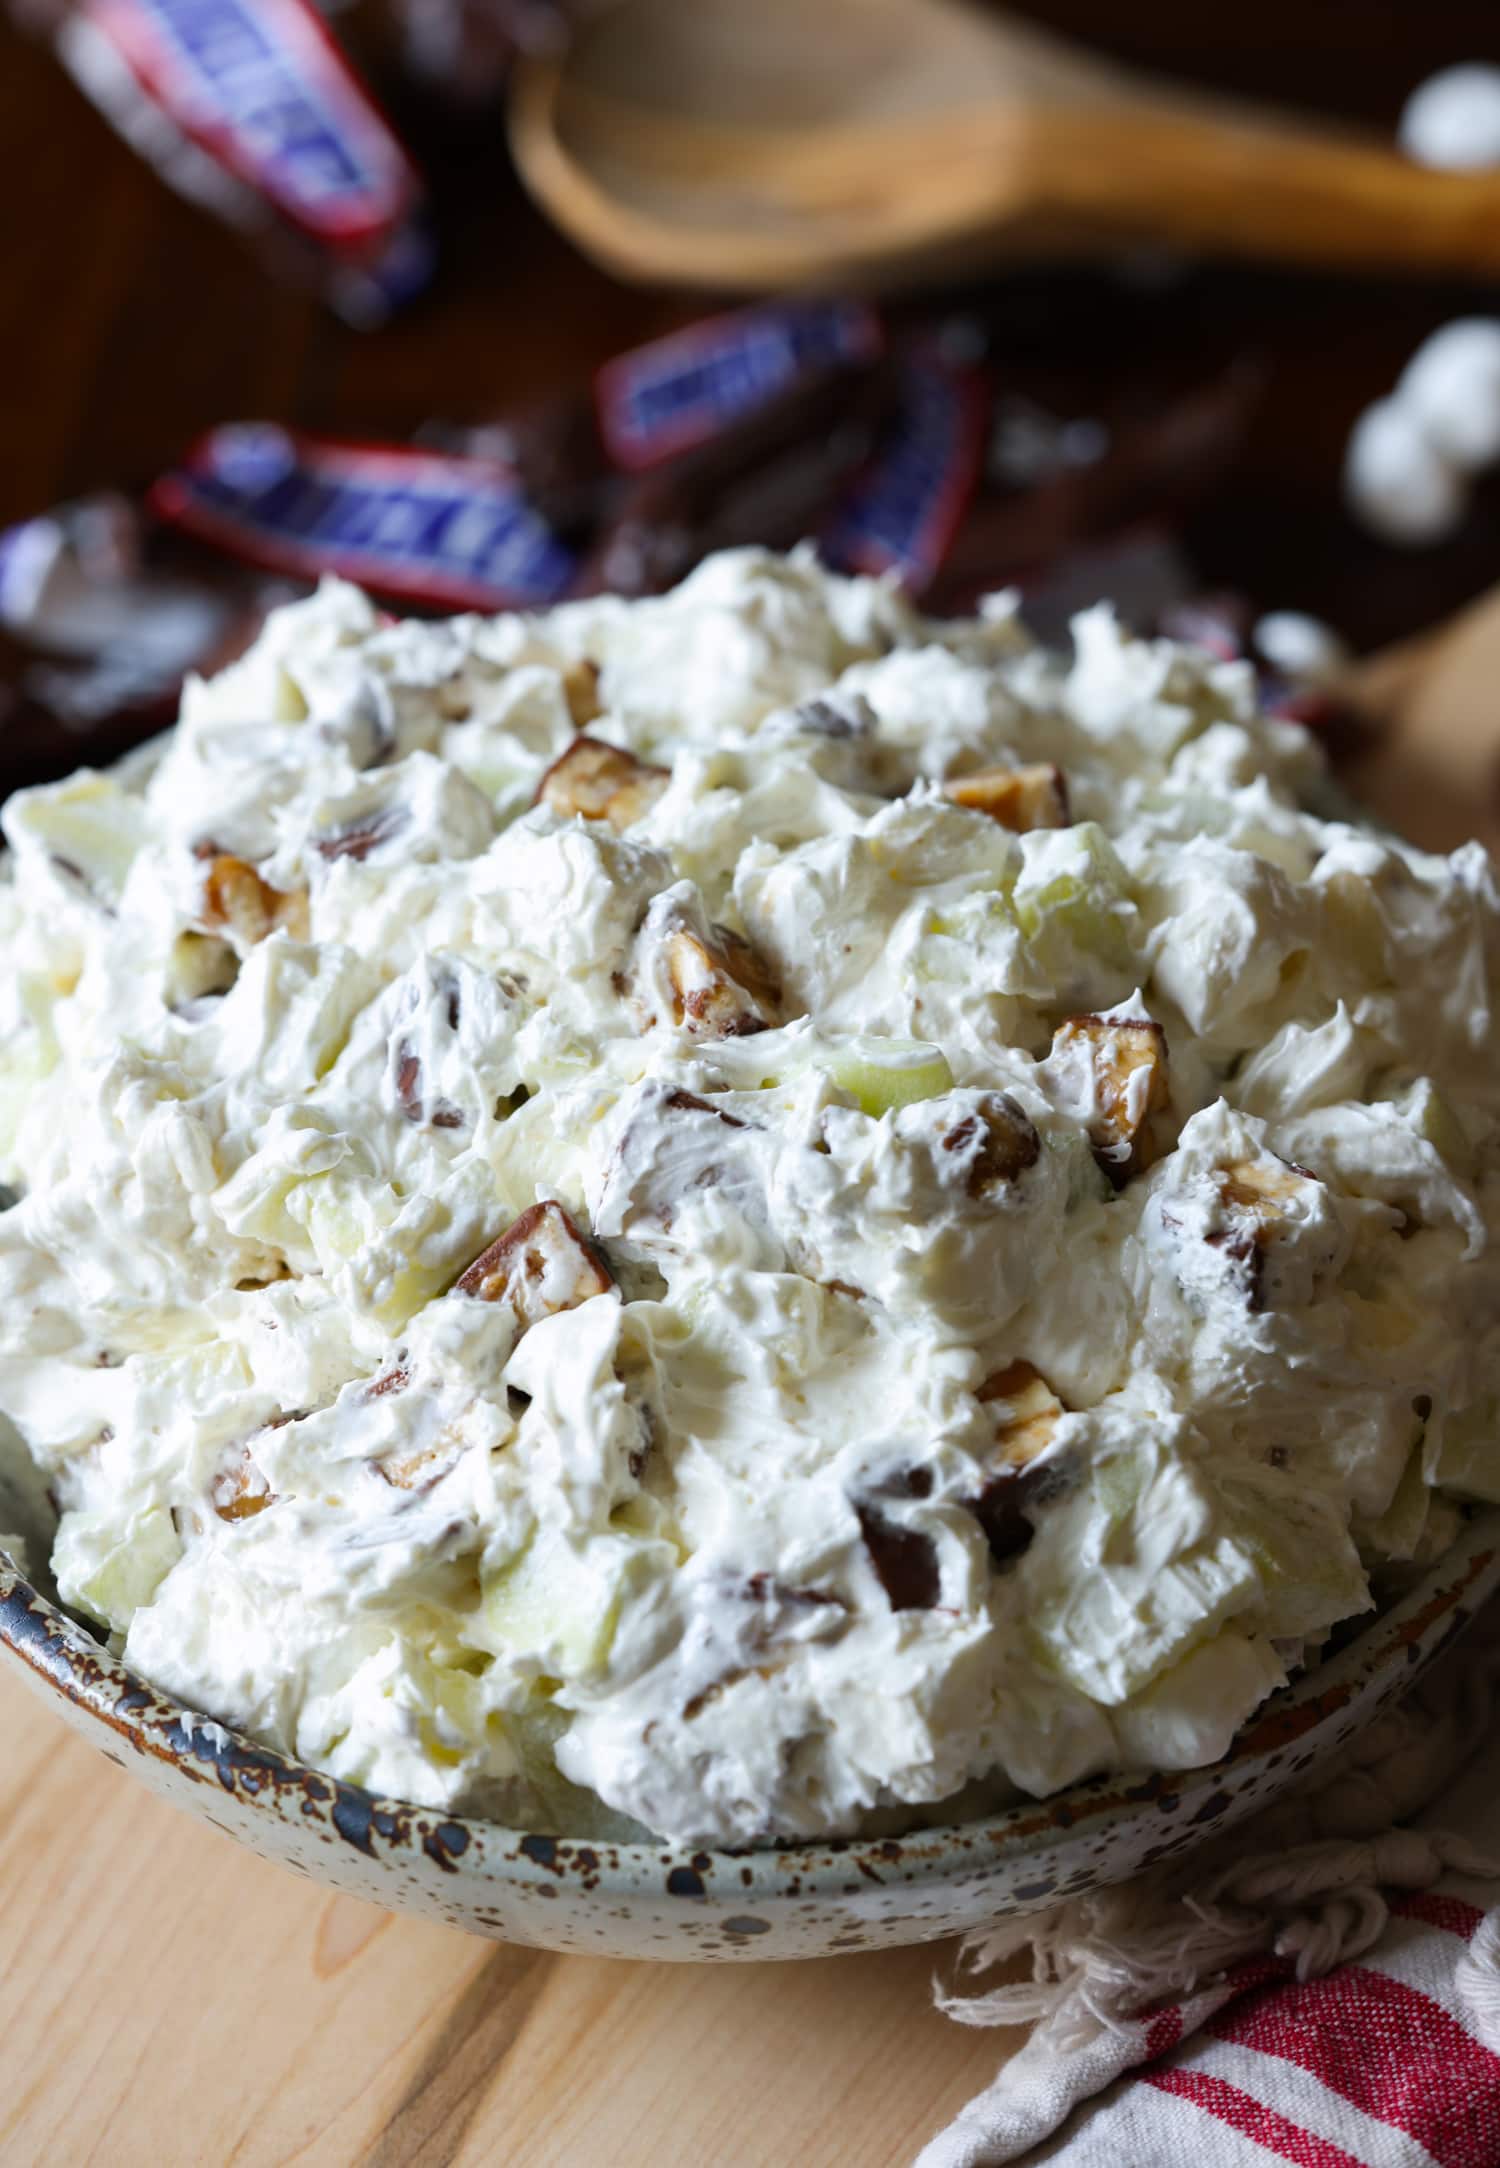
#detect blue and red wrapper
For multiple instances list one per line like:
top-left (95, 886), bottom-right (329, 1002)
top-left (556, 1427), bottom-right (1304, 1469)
top-left (149, 424), bottom-right (579, 610)
top-left (45, 0), bottom-right (430, 322)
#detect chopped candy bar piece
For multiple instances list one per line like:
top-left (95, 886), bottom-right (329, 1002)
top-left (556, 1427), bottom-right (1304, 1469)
top-left (375, 1439), bottom-right (458, 1492)
top-left (945, 763), bottom-right (1070, 833)
top-left (200, 854), bottom-right (309, 944)
top-left (1051, 1012), bottom-right (1169, 1185)
top-left (536, 734), bottom-right (669, 831)
top-left (561, 658), bottom-right (604, 729)
top-left (660, 920), bottom-right (779, 1039)
top-left (969, 1362), bottom-right (1070, 1565)
top-left (211, 1449), bottom-right (275, 1522)
top-left (1208, 1157), bottom-right (1321, 1312)
top-left (455, 1201), bottom-right (614, 1330)
top-left (976, 1359), bottom-right (1065, 1466)
top-left (940, 1093), bottom-right (1042, 1198)
top-left (854, 1501), bottom-right (941, 1611)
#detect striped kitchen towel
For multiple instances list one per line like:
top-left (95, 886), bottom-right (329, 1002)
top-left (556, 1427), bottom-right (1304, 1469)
top-left (920, 1617), bottom-right (1500, 2167)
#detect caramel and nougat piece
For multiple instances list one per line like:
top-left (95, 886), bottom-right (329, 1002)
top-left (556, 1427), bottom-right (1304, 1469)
top-left (356, 1366), bottom-right (466, 1493)
top-left (976, 1359), bottom-right (1065, 1466)
top-left (200, 854), bottom-right (309, 945)
top-left (562, 657), bottom-right (604, 730)
top-left (1207, 1157), bottom-right (1320, 1314)
top-left (945, 763), bottom-right (1070, 833)
top-left (1052, 1012), bottom-right (1169, 1186)
top-left (967, 1360), bottom-right (1072, 1565)
top-left (939, 1092), bottom-right (1042, 1199)
top-left (211, 1447), bottom-right (275, 1523)
top-left (454, 1200), bottom-right (614, 1331)
top-left (641, 905), bottom-right (781, 1040)
top-left (536, 734), bottom-right (669, 832)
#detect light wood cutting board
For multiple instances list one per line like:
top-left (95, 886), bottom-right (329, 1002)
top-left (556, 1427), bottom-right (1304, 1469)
top-left (3, 586), bottom-right (1499, 2167)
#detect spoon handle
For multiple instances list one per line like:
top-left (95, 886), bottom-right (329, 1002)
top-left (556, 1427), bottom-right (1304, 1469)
top-left (1015, 98), bottom-right (1500, 275)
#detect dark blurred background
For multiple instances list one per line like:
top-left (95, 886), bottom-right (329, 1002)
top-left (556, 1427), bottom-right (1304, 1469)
top-left (4, 0), bottom-right (1500, 655)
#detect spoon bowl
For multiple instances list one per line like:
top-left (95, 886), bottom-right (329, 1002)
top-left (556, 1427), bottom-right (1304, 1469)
top-left (511, 0), bottom-right (1500, 291)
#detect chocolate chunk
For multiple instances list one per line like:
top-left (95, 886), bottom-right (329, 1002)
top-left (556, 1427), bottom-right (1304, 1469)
top-left (742, 1571), bottom-right (842, 1609)
top-left (314, 805), bottom-right (409, 863)
top-left (941, 1093), bottom-right (1041, 1198)
top-left (394, 1043), bottom-right (424, 1122)
top-left (794, 695), bottom-right (873, 741)
top-left (872, 1465), bottom-right (934, 1500)
top-left (392, 1040), bottom-right (467, 1133)
top-left (855, 1500), bottom-right (941, 1611)
top-left (968, 1456), bottom-right (1073, 1567)
top-left (661, 1088), bottom-right (749, 1128)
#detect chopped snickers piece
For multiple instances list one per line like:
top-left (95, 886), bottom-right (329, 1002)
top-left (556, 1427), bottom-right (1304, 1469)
top-left (940, 1093), bottom-right (1041, 1198)
top-left (1207, 1157), bottom-right (1317, 1313)
top-left (976, 1360), bottom-right (1064, 1466)
top-left (455, 1200), bottom-right (614, 1331)
top-left (1052, 1013), bottom-right (1169, 1186)
top-left (658, 920), bottom-right (780, 1039)
top-left (375, 1439), bottom-right (458, 1492)
top-left (211, 1448), bottom-right (275, 1523)
top-left (968, 1361), bottom-right (1070, 1565)
top-left (200, 854), bottom-right (308, 945)
top-left (854, 1501), bottom-right (941, 1611)
top-left (536, 734), bottom-right (668, 832)
top-left (945, 763), bottom-right (1070, 832)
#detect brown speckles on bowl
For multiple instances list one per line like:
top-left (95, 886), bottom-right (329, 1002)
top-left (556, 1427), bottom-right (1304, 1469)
top-left (3, 1522), bottom-right (1499, 1961)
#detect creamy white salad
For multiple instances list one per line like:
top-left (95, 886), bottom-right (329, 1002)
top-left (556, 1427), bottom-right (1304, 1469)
top-left (2, 547), bottom-right (1498, 1848)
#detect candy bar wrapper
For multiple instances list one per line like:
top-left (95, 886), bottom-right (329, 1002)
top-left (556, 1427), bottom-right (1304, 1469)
top-left (150, 424), bottom-right (580, 609)
top-left (578, 352), bottom-right (897, 597)
top-left (31, 0), bottom-right (430, 323)
top-left (822, 344), bottom-right (990, 593)
top-left (594, 300), bottom-right (885, 471)
top-left (0, 495), bottom-right (282, 795)
top-left (0, 296), bottom-right (1274, 799)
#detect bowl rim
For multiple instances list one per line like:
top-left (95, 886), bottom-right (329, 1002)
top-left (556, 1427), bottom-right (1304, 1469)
top-left (5, 1509), bottom-right (1499, 1903)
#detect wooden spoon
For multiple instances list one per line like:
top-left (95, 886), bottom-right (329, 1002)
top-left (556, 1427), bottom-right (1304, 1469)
top-left (510, 0), bottom-right (1500, 292)
top-left (1345, 587), bottom-right (1500, 857)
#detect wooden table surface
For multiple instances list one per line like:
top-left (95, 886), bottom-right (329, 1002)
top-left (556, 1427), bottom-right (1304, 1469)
top-left (3, 5), bottom-right (1500, 2163)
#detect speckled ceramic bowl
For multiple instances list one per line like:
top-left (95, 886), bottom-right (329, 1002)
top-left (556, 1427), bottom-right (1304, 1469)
top-left (4, 1512), bottom-right (1498, 1960)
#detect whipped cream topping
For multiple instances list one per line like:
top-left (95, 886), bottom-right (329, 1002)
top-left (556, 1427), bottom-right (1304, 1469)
top-left (1, 546), bottom-right (1497, 1847)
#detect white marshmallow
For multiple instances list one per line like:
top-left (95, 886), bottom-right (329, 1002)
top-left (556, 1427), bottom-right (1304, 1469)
top-left (1342, 397), bottom-right (1468, 546)
top-left (1399, 319), bottom-right (1500, 471)
top-left (1252, 611), bottom-right (1351, 688)
top-left (1400, 64), bottom-right (1500, 171)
